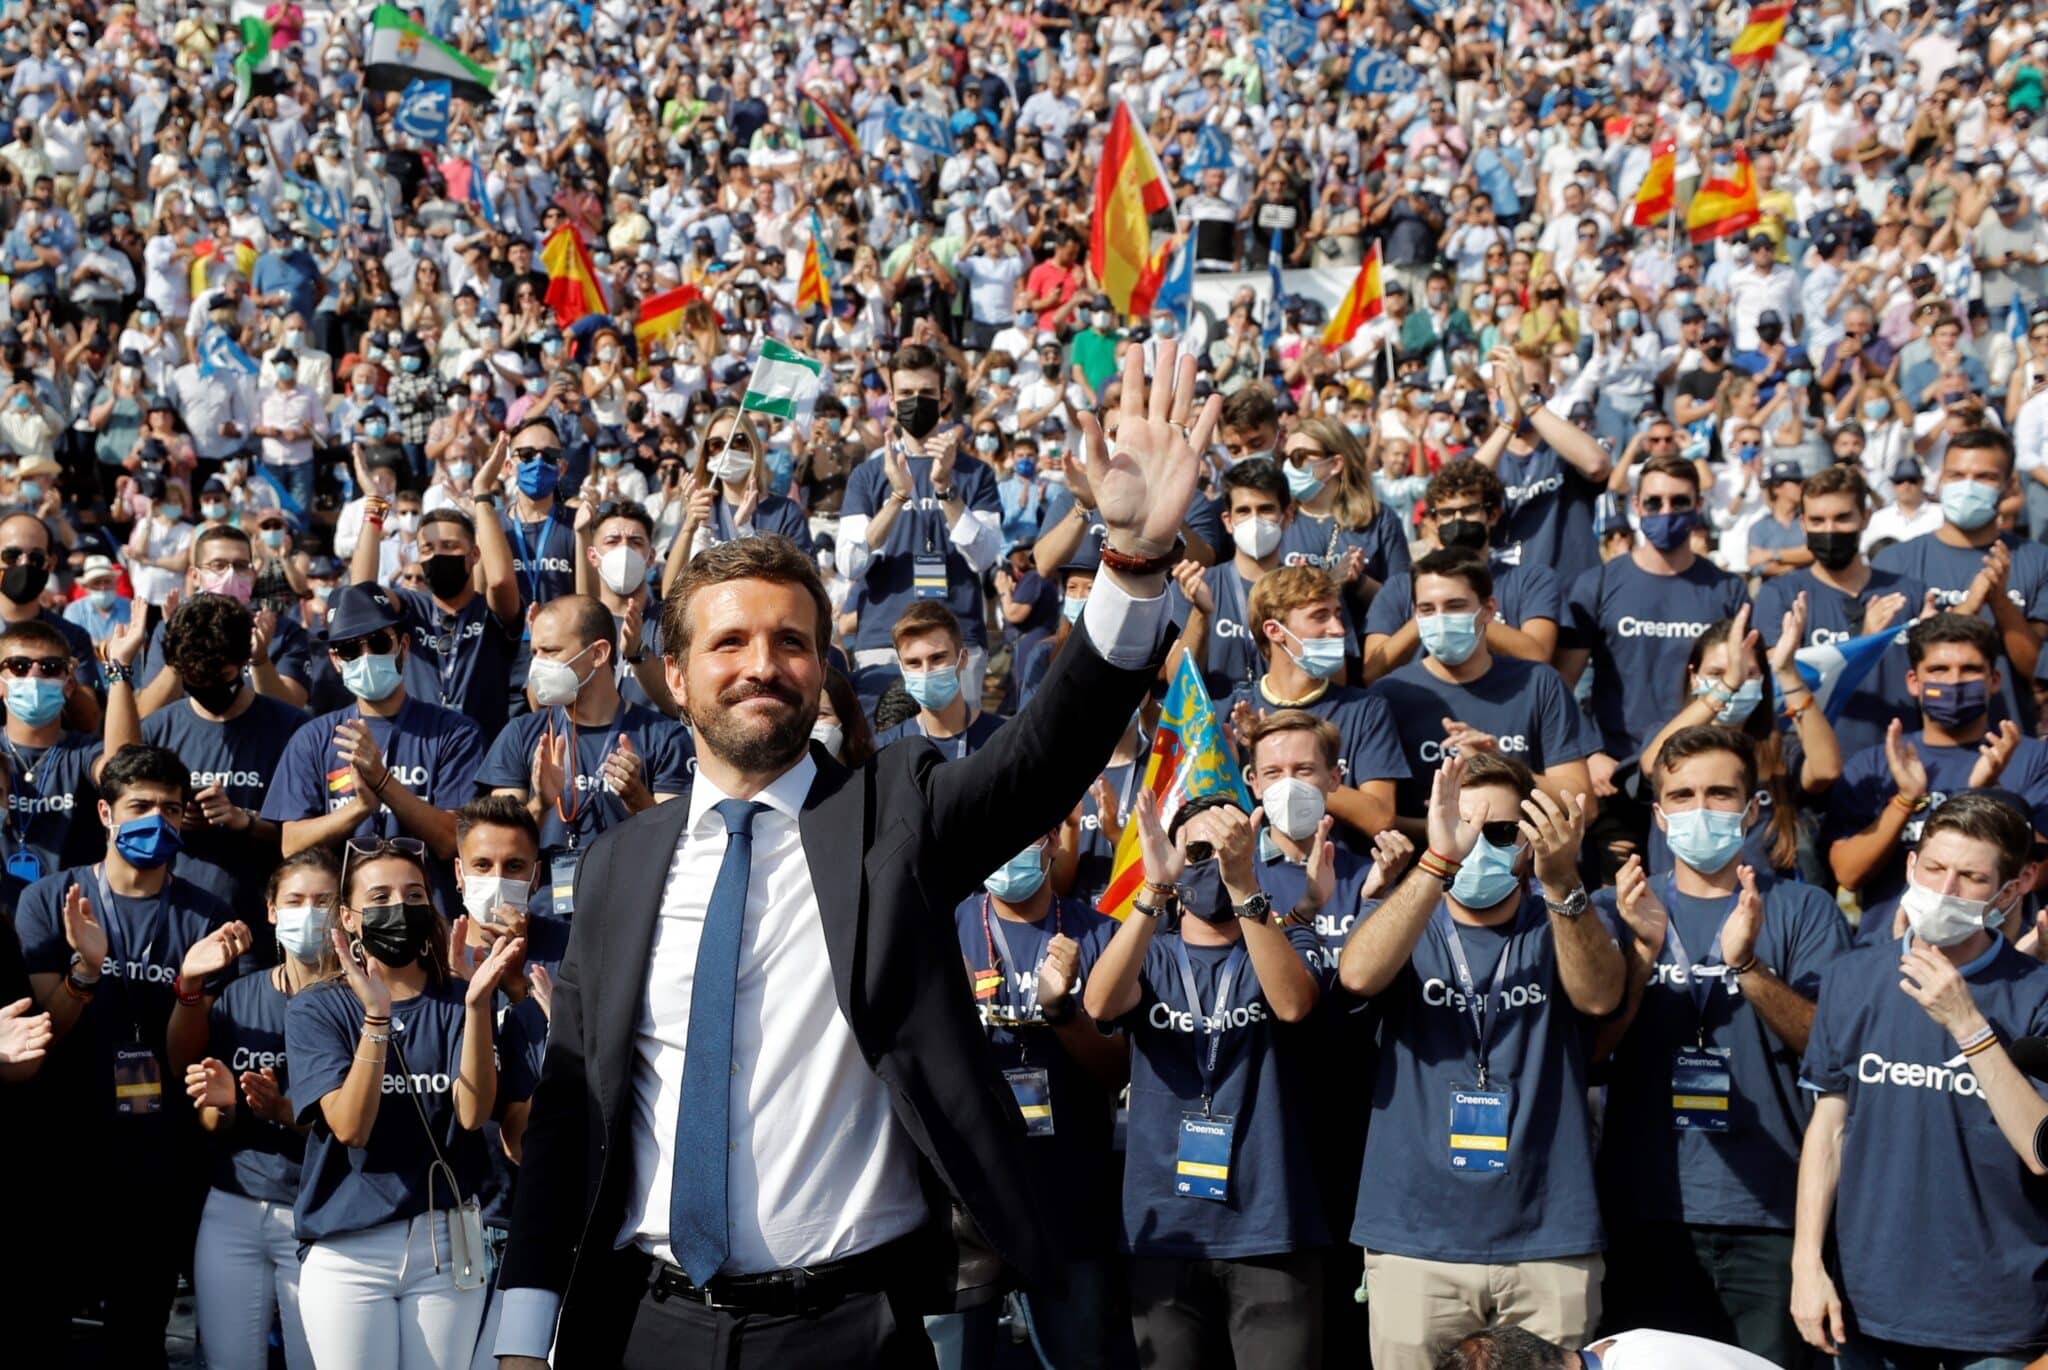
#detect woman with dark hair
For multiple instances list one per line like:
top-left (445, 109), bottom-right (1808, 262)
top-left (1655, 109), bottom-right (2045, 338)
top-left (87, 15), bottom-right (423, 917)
top-left (814, 666), bottom-right (877, 767)
top-left (287, 838), bottom-right (529, 1369)
top-left (1638, 600), bottom-right (1842, 878)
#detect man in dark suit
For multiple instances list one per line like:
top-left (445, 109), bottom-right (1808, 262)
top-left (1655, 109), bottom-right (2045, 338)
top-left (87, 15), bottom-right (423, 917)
top-left (496, 347), bottom-right (1220, 1368)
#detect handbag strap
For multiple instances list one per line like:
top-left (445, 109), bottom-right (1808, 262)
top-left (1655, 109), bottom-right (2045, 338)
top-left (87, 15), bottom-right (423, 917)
top-left (387, 1028), bottom-right (471, 1273)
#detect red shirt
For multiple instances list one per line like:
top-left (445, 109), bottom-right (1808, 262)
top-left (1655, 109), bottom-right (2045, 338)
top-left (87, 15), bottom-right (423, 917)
top-left (1024, 260), bottom-right (1079, 309)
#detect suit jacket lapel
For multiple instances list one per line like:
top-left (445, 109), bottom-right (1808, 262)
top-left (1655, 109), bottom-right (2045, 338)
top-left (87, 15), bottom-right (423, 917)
top-left (596, 792), bottom-right (696, 1129)
top-left (799, 752), bottom-right (863, 1030)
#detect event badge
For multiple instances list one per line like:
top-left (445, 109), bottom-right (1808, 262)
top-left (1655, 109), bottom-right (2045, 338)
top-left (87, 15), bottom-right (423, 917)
top-left (114, 1044), bottom-right (164, 1118)
top-left (1004, 1066), bottom-right (1054, 1137)
top-left (1671, 1046), bottom-right (1733, 1133)
top-left (5, 849), bottom-right (42, 882)
top-left (913, 551), bottom-right (948, 600)
top-left (1448, 1085), bottom-right (1511, 1172)
top-left (550, 854), bottom-right (579, 916)
top-left (1176, 1112), bottom-right (1235, 1200)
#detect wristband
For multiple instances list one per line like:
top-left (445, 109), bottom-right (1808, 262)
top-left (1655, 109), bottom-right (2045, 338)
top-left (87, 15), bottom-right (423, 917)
top-left (1961, 1033), bottom-right (2000, 1059)
top-left (1041, 994), bottom-right (1077, 1026)
top-left (1098, 534), bottom-right (1187, 579)
top-left (103, 662), bottom-right (133, 685)
top-left (177, 980), bottom-right (204, 1006)
top-left (62, 973), bottom-right (96, 1000)
top-left (1727, 955), bottom-right (1759, 977)
top-left (1783, 696), bottom-right (1813, 722)
top-left (360, 1030), bottom-right (391, 1045)
top-left (1890, 792), bottom-right (1930, 816)
top-left (1955, 1023), bottom-right (1996, 1054)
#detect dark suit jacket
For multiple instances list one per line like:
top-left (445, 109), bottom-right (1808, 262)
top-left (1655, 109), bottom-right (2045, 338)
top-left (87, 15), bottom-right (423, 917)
top-left (501, 613), bottom-right (1165, 1357)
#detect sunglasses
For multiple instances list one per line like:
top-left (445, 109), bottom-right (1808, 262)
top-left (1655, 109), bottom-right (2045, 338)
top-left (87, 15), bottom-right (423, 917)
top-left (0, 654), bottom-right (68, 678)
top-left (330, 629), bottom-right (399, 661)
top-left (1639, 494), bottom-right (1697, 513)
top-left (0, 546), bottom-right (47, 568)
top-left (511, 445), bottom-right (561, 464)
top-left (1478, 820), bottom-right (1523, 849)
top-left (340, 835), bottom-right (430, 899)
top-left (704, 433), bottom-right (754, 455)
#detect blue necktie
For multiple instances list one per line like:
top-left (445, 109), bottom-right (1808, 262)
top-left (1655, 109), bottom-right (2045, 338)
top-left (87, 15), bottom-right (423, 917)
top-left (669, 797), bottom-right (767, 1286)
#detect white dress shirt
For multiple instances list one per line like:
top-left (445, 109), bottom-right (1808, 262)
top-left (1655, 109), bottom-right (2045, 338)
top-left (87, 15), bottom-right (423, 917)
top-left (499, 570), bottom-right (1170, 1357)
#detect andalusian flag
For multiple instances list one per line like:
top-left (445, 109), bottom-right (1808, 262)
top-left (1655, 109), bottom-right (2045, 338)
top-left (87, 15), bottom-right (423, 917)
top-left (740, 339), bottom-right (823, 424)
top-left (633, 283), bottom-right (707, 352)
top-left (365, 4), bottom-right (495, 104)
top-left (229, 16), bottom-right (275, 116)
top-left (797, 211), bottom-right (833, 314)
top-left (1631, 137), bottom-right (1677, 226)
top-left (539, 223), bottom-right (606, 326)
top-left (1323, 241), bottom-right (1385, 349)
top-left (1686, 145), bottom-right (1762, 244)
top-left (1096, 653), bottom-right (1252, 922)
top-left (1090, 102), bottom-right (1176, 317)
top-left (1730, 3), bottom-right (1788, 66)
top-left (799, 87), bottom-right (862, 163)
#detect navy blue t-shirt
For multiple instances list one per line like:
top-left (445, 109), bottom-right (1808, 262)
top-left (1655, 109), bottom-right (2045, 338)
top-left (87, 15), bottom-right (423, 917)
top-left (1754, 564), bottom-right (1926, 761)
top-left (708, 490), bottom-right (816, 556)
top-left (1564, 556), bottom-right (1751, 765)
top-left (0, 729), bottom-right (103, 895)
top-left (1821, 730), bottom-right (2048, 937)
top-left (1366, 559), bottom-right (1564, 643)
top-left (1367, 656), bottom-right (1589, 817)
top-left (1116, 925), bottom-right (1329, 1259)
top-left (1278, 504), bottom-right (1413, 587)
top-left (1352, 889), bottom-right (1616, 1262)
top-left (143, 694), bottom-right (305, 919)
top-left (1801, 937), bottom-right (2048, 1353)
top-left (871, 709), bottom-right (1008, 758)
top-left (288, 978), bottom-right (529, 1241)
top-left (1074, 758), bottom-right (1140, 904)
top-left (1594, 874), bottom-right (1848, 1229)
top-left (133, 607), bottom-right (314, 697)
top-left (842, 448), bottom-right (1001, 652)
top-left (1223, 681), bottom-right (1410, 801)
top-left (1174, 562), bottom-right (1268, 703)
top-left (390, 587), bottom-right (522, 746)
top-left (1874, 531), bottom-right (2048, 732)
top-left (205, 968), bottom-right (308, 1204)
top-left (1495, 442), bottom-right (1604, 585)
top-left (500, 506), bottom-right (578, 612)
top-left (261, 696), bottom-right (487, 839)
top-left (475, 702), bottom-right (694, 862)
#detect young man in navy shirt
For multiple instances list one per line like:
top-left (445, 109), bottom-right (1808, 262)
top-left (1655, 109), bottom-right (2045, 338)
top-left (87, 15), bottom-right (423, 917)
top-left (498, 416), bottom-right (583, 712)
top-left (1795, 792), bottom-right (2048, 1366)
top-left (1338, 753), bottom-right (1624, 1370)
top-left (1224, 564), bottom-right (1407, 842)
top-left (1594, 726), bottom-right (1849, 1365)
top-left (838, 342), bottom-right (1006, 705)
top-left (1470, 344), bottom-right (1613, 586)
top-left (1826, 613), bottom-right (2048, 940)
top-left (0, 618), bottom-right (108, 901)
top-left (574, 499), bottom-right (676, 716)
top-left (0, 511), bottom-right (102, 731)
top-left (476, 595), bottom-right (693, 916)
top-left (1369, 549), bottom-right (1591, 829)
top-left (1173, 458), bottom-right (1297, 703)
top-left (128, 523), bottom-right (315, 713)
top-left (871, 600), bottom-right (1007, 756)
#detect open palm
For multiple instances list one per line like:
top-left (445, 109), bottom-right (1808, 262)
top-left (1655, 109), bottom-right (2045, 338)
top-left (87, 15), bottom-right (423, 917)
top-left (1075, 342), bottom-right (1218, 557)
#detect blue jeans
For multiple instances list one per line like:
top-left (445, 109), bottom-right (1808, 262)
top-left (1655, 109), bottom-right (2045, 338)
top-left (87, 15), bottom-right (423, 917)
top-left (263, 459), bottom-right (314, 519)
top-left (1838, 1336), bottom-right (2033, 1370)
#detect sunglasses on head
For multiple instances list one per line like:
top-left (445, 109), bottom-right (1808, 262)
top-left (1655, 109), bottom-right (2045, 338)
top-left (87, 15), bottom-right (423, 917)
top-left (330, 629), bottom-right (399, 661)
top-left (0, 654), bottom-right (68, 678)
top-left (340, 835), bottom-right (430, 900)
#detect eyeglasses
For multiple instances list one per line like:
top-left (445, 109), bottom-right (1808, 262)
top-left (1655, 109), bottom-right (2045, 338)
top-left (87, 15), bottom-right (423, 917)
top-left (0, 654), bottom-right (68, 678)
top-left (0, 547), bottom-right (47, 568)
top-left (511, 445), bottom-right (561, 464)
top-left (1478, 820), bottom-right (1523, 849)
top-left (1432, 503), bottom-right (1487, 521)
top-left (1639, 494), bottom-right (1697, 513)
top-left (330, 629), bottom-right (399, 661)
top-left (196, 558), bottom-right (255, 575)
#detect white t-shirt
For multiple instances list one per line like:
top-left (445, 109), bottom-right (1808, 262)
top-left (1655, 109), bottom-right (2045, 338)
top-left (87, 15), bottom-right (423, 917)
top-left (1590, 1329), bottom-right (1780, 1370)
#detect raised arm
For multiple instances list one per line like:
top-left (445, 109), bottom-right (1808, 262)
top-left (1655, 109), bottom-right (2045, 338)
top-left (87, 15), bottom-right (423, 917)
top-left (1339, 757), bottom-right (1476, 996)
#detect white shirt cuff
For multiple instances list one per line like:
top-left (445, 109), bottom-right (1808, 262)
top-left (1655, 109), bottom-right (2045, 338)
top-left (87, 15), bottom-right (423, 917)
top-left (494, 1287), bottom-right (562, 1362)
top-left (1081, 568), bottom-right (1171, 669)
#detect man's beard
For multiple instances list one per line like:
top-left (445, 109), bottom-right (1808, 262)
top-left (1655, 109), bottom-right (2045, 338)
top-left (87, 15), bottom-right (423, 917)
top-left (694, 678), bottom-right (816, 774)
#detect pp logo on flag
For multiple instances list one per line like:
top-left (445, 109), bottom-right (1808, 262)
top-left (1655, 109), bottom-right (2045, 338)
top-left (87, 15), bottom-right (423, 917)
top-left (395, 80), bottom-right (452, 144)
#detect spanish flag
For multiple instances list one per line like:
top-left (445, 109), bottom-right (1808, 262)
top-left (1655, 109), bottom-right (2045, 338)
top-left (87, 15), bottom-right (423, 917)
top-left (1685, 145), bottom-right (1762, 244)
top-left (633, 283), bottom-right (707, 352)
top-left (797, 212), bottom-right (833, 314)
top-left (1096, 654), bottom-right (1252, 921)
top-left (1089, 102), bottom-right (1176, 318)
top-left (540, 223), bottom-right (607, 328)
top-left (190, 237), bottom-right (258, 300)
top-left (1730, 3), bottom-right (1788, 66)
top-left (799, 87), bottom-right (862, 164)
top-left (1322, 241), bottom-right (1385, 349)
top-left (1631, 138), bottom-right (1677, 226)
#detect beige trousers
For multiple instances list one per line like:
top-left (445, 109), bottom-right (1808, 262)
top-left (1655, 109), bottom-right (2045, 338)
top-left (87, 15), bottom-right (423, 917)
top-left (1361, 1248), bottom-right (1603, 1370)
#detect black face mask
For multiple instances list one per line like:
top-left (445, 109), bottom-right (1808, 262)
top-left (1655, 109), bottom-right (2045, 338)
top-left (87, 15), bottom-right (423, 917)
top-left (1, 562), bottom-right (47, 605)
top-left (1807, 529), bottom-right (1861, 572)
top-left (896, 394), bottom-right (941, 439)
top-left (424, 552), bottom-right (471, 600)
top-left (1701, 343), bottom-right (1725, 360)
top-left (186, 671), bottom-right (244, 716)
top-left (1177, 858), bottom-right (1236, 925)
top-left (1438, 518), bottom-right (1491, 552)
top-left (354, 900), bottom-right (437, 968)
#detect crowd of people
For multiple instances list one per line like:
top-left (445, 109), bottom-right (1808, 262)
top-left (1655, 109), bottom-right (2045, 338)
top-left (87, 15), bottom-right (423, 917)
top-left (3, 0), bottom-right (2048, 1368)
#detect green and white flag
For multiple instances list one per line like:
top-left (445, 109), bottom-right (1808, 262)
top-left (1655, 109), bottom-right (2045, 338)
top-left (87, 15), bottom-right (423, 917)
top-left (365, 5), bottom-right (495, 104)
top-left (740, 339), bottom-right (824, 425)
top-left (227, 17), bottom-right (274, 118)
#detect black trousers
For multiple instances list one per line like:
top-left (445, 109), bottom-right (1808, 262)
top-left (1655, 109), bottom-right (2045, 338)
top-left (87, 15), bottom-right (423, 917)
top-left (1130, 1250), bottom-right (1325, 1370)
top-left (1599, 1221), bottom-right (1810, 1370)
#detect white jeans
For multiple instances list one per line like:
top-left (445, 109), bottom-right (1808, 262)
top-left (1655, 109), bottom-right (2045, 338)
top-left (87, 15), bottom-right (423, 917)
top-left (194, 1187), bottom-right (313, 1370)
top-left (298, 1211), bottom-right (485, 1370)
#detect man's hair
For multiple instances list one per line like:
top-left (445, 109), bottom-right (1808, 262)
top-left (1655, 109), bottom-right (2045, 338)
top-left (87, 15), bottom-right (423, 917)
top-left (1244, 707), bottom-right (1341, 771)
top-left (1247, 564), bottom-right (1338, 660)
top-left (536, 593), bottom-right (616, 651)
top-left (0, 618), bottom-right (72, 659)
top-left (1221, 456), bottom-right (1290, 510)
top-left (99, 743), bottom-right (192, 804)
top-left (419, 507), bottom-right (477, 544)
top-left (1219, 383), bottom-right (1278, 434)
top-left (1802, 463), bottom-right (1871, 510)
top-left (1637, 451), bottom-right (1703, 493)
top-left (1461, 751), bottom-right (1535, 801)
top-left (1411, 548), bottom-right (1493, 601)
top-left (1949, 425), bottom-right (2016, 475)
top-left (1426, 460), bottom-right (1506, 515)
top-left (1654, 723), bottom-right (1759, 798)
top-left (661, 535), bottom-right (832, 664)
top-left (509, 415), bottom-right (565, 451)
top-left (1431, 1327), bottom-right (1567, 1370)
top-left (594, 498), bottom-right (656, 541)
top-left (1922, 791), bottom-right (2034, 884)
top-left (195, 522), bottom-right (252, 559)
top-left (889, 342), bottom-right (943, 381)
top-left (892, 599), bottom-right (964, 652)
top-left (1906, 611), bottom-right (2000, 670)
top-left (456, 793), bottom-right (541, 850)
top-left (164, 592), bottom-right (254, 678)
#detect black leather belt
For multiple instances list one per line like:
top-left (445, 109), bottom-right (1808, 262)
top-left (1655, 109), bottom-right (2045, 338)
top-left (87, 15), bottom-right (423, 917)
top-left (646, 1242), bottom-right (903, 1315)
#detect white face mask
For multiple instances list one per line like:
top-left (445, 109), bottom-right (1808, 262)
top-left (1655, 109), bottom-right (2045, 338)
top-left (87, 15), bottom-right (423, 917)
top-left (528, 641), bottom-right (598, 707)
top-left (710, 452), bottom-right (753, 485)
top-left (1231, 516), bottom-right (1283, 560)
top-left (597, 545), bottom-right (649, 597)
top-left (460, 871), bottom-right (531, 925)
top-left (811, 719), bottom-right (845, 757)
top-left (1901, 862), bottom-right (2010, 947)
top-left (1261, 777), bottom-right (1327, 842)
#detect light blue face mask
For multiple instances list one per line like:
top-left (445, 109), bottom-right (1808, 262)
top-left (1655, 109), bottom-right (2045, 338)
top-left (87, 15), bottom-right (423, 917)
top-left (274, 903), bottom-right (332, 962)
top-left (984, 844), bottom-right (1049, 901)
top-left (1450, 834), bottom-right (1523, 909)
top-left (339, 651), bottom-right (402, 702)
top-left (1418, 611), bottom-right (1481, 666)
top-left (1284, 459), bottom-right (1326, 501)
top-left (87, 588), bottom-right (116, 611)
top-left (1281, 626), bottom-right (1346, 680)
top-left (1862, 398), bottom-right (1890, 421)
top-left (1061, 596), bottom-right (1085, 624)
top-left (1660, 803), bottom-right (1749, 873)
top-left (1940, 478), bottom-right (2000, 531)
top-left (902, 664), bottom-right (960, 710)
top-left (1696, 675), bottom-right (1764, 725)
top-left (5, 675), bottom-right (63, 726)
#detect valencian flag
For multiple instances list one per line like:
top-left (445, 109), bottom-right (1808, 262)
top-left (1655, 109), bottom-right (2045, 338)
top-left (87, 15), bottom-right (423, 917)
top-left (1323, 241), bottom-right (1385, 348)
top-left (1097, 653), bottom-right (1254, 922)
top-left (797, 211), bottom-right (833, 313)
top-left (799, 87), bottom-right (862, 163)
top-left (1090, 102), bottom-right (1176, 317)
top-left (1730, 2), bottom-right (1788, 66)
top-left (1686, 145), bottom-right (1762, 244)
top-left (1632, 138), bottom-right (1677, 225)
top-left (633, 283), bottom-right (709, 352)
top-left (366, 4), bottom-right (496, 104)
top-left (540, 223), bottom-right (607, 326)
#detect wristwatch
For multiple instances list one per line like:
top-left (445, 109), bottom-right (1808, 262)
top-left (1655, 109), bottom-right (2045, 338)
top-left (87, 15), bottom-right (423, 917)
top-left (1233, 891), bottom-right (1274, 925)
top-left (1544, 885), bottom-right (1590, 920)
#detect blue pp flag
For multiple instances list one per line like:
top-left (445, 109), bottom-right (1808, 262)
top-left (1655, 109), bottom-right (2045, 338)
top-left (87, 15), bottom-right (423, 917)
top-left (1408, 0), bottom-right (1443, 15)
top-left (1349, 47), bottom-right (1422, 95)
top-left (1151, 234), bottom-right (1195, 325)
top-left (1794, 631), bottom-right (1896, 725)
top-left (197, 325), bottom-right (257, 379)
top-left (395, 79), bottom-right (452, 145)
top-left (888, 106), bottom-right (953, 157)
top-left (1187, 124), bottom-right (1231, 172)
top-left (1695, 59), bottom-right (1741, 116)
top-left (1263, 228), bottom-right (1285, 349)
top-left (468, 152), bottom-right (501, 229)
top-left (1263, 5), bottom-right (1315, 62)
top-left (286, 173), bottom-right (339, 232)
